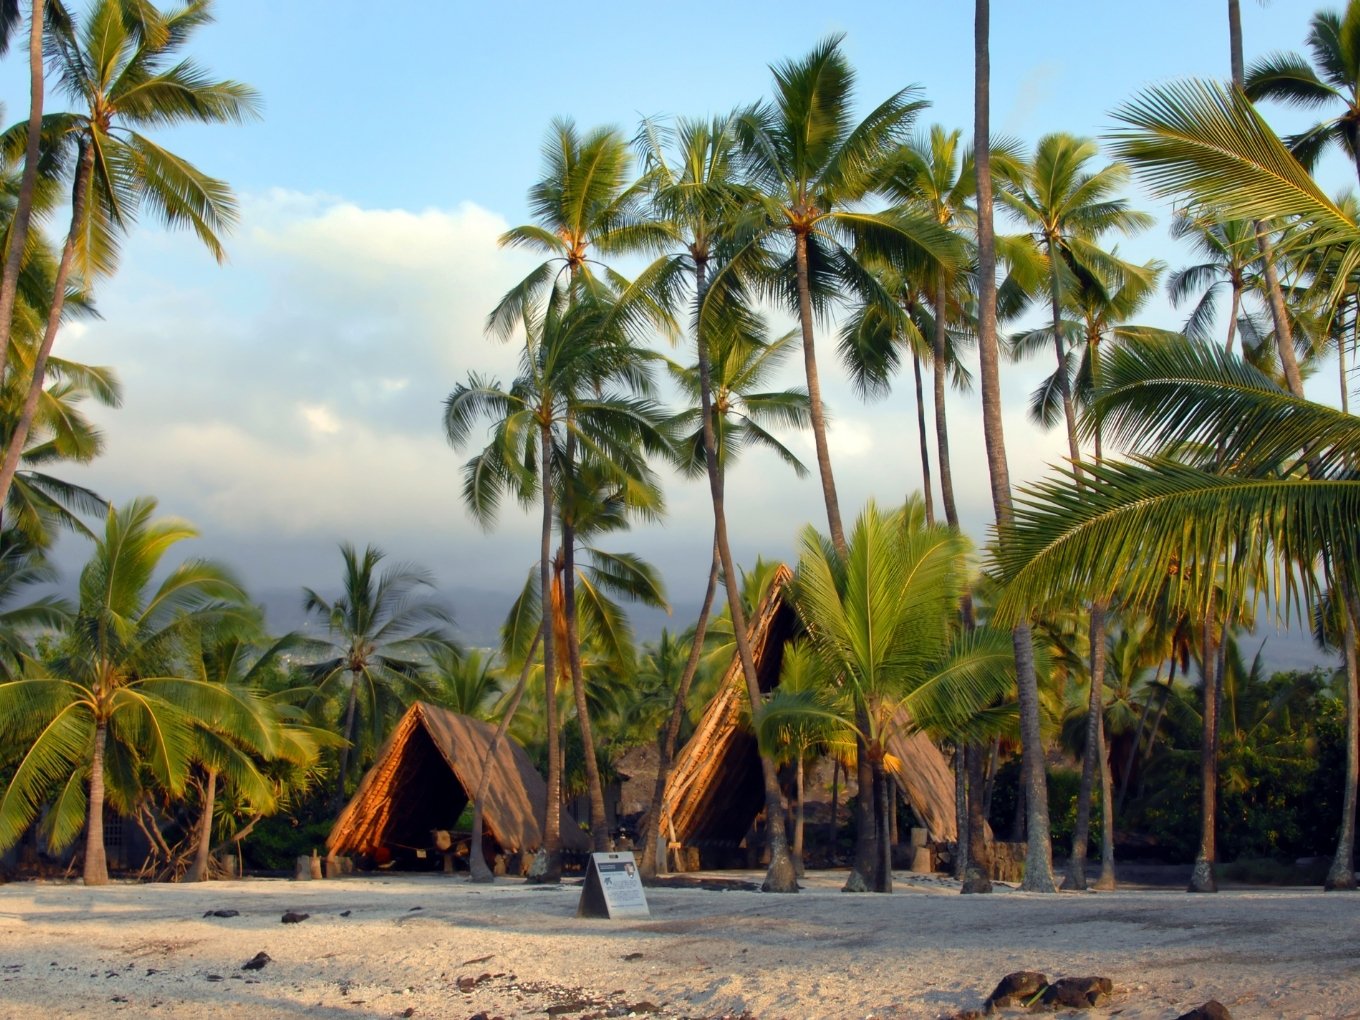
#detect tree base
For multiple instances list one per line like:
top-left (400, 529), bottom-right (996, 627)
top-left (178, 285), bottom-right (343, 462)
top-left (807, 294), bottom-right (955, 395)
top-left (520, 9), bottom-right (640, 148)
top-left (1324, 860), bottom-right (1357, 891)
top-left (961, 866), bottom-right (992, 895)
top-left (1092, 868), bottom-right (1116, 891)
top-left (523, 848), bottom-right (561, 885)
top-left (1187, 857), bottom-right (1217, 893)
top-left (761, 849), bottom-right (799, 893)
top-left (1061, 859), bottom-right (1087, 892)
top-left (841, 869), bottom-right (870, 893)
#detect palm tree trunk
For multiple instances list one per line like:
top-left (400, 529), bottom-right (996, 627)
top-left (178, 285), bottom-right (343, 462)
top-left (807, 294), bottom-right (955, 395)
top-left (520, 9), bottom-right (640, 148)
top-left (1225, 284), bottom-right (1241, 357)
top-left (187, 769), bottom-right (218, 882)
top-left (911, 352), bottom-right (934, 525)
top-left (335, 673), bottom-right (359, 804)
top-left (537, 420), bottom-right (562, 883)
top-left (1339, 300), bottom-right (1353, 417)
top-left (975, 0), bottom-right (1057, 893)
top-left (961, 741), bottom-right (993, 893)
top-left (1048, 260), bottom-right (1083, 477)
top-left (793, 230), bottom-right (847, 557)
top-left (1227, 0), bottom-right (1244, 87)
top-left (932, 280), bottom-right (960, 530)
top-left (694, 256), bottom-right (796, 893)
top-left (640, 535), bottom-right (720, 879)
top-left (468, 626), bottom-right (543, 882)
top-left (1118, 661), bottom-right (1164, 814)
top-left (0, 139), bottom-right (94, 512)
top-left (953, 742), bottom-right (968, 880)
top-left (793, 754), bottom-right (806, 878)
top-left (1094, 694), bottom-right (1117, 891)
top-left (84, 718), bottom-right (110, 886)
top-left (847, 719), bottom-right (877, 892)
top-left (1224, 1), bottom-right (1306, 398)
top-left (1326, 593), bottom-right (1359, 890)
top-left (876, 759), bottom-right (893, 893)
top-left (0, 0), bottom-right (46, 398)
top-left (1189, 617), bottom-right (1220, 893)
top-left (561, 515), bottom-right (610, 852)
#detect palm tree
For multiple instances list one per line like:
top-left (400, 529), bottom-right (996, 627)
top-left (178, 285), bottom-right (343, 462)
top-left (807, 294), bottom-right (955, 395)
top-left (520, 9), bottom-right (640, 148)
top-left (1246, 1), bottom-right (1360, 184)
top-left (0, 0), bottom-right (259, 519)
top-left (636, 111), bottom-right (805, 891)
top-left (428, 648), bottom-right (503, 720)
top-left (445, 288), bottom-right (668, 882)
top-left (0, 531), bottom-right (67, 676)
top-left (300, 543), bottom-right (457, 804)
top-left (0, 497), bottom-right (260, 884)
top-left (183, 633), bottom-right (308, 882)
top-left (735, 35), bottom-right (956, 557)
top-left (783, 498), bottom-right (1017, 893)
top-left (973, 0), bottom-right (1058, 893)
top-left (1168, 211), bottom-right (1263, 356)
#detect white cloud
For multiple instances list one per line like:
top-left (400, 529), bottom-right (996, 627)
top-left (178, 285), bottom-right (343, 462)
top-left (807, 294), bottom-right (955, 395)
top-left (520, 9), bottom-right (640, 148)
top-left (298, 403), bottom-right (342, 436)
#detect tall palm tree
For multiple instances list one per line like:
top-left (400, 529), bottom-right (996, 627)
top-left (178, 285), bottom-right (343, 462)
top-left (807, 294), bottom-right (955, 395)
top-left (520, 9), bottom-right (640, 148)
top-left (300, 543), bottom-right (457, 804)
top-left (734, 35), bottom-right (956, 557)
top-left (0, 531), bottom-right (67, 676)
top-left (0, 0), bottom-right (260, 529)
top-left (636, 111), bottom-right (805, 891)
top-left (973, 0), bottom-right (1058, 893)
top-left (445, 288), bottom-right (668, 882)
top-left (0, 498), bottom-right (260, 884)
top-left (1246, 1), bottom-right (1360, 184)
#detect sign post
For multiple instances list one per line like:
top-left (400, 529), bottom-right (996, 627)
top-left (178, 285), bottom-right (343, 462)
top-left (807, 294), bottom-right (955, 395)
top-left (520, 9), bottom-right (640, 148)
top-left (576, 851), bottom-right (650, 919)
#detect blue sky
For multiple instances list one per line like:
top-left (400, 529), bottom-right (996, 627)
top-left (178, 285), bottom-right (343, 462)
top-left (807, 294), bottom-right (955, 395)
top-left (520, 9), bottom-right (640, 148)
top-left (0, 1), bottom-right (1348, 655)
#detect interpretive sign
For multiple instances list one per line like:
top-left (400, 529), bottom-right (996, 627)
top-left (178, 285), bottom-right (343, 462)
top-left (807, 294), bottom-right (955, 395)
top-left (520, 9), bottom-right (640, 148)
top-left (576, 851), bottom-right (650, 919)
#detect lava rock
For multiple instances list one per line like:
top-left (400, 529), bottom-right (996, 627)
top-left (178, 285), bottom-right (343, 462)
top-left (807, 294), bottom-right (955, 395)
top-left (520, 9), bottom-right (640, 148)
top-left (202, 909), bottom-right (239, 918)
top-left (280, 911), bottom-right (309, 924)
top-left (983, 971), bottom-right (1050, 1012)
top-left (241, 952), bottom-right (271, 971)
top-left (1176, 1003), bottom-right (1232, 1020)
top-left (1038, 976), bottom-right (1112, 1009)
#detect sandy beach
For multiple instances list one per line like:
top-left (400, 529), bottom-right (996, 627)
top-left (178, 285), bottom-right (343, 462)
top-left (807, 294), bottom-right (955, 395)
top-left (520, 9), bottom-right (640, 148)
top-left (0, 871), bottom-right (1357, 1020)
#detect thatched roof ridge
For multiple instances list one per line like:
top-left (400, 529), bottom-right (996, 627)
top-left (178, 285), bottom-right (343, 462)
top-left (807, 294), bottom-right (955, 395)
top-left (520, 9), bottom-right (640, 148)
top-left (327, 702), bottom-right (589, 857)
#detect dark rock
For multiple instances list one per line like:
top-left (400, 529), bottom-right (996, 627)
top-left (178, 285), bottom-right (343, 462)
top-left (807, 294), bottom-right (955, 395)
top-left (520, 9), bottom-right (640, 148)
top-left (942, 1011), bottom-right (984, 1020)
top-left (621, 953), bottom-right (643, 962)
top-left (205, 974), bottom-right (223, 982)
top-left (280, 911), bottom-right (309, 924)
top-left (408, 906), bottom-right (423, 912)
top-left (202, 909), bottom-right (239, 918)
top-left (1176, 1003), bottom-right (1232, 1020)
top-left (400, 1009), bottom-right (415, 1018)
top-left (339, 910), bottom-right (352, 917)
top-left (1038, 976), bottom-right (1112, 1009)
top-left (241, 953), bottom-right (271, 972)
top-left (984, 971), bottom-right (1049, 1012)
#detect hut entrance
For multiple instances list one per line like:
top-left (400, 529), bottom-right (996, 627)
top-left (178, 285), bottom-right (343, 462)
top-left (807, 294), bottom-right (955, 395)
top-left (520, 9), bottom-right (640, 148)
top-left (327, 702), bottom-right (590, 872)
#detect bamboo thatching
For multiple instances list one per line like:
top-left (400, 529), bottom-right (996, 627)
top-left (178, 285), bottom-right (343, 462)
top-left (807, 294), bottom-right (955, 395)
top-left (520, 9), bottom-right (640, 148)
top-left (657, 565), bottom-right (960, 865)
top-left (327, 702), bottom-right (589, 861)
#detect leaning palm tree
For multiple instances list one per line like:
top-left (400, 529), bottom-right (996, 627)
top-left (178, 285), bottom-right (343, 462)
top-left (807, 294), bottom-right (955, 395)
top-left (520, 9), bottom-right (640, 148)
top-left (300, 543), bottom-right (458, 804)
top-left (0, 0), bottom-right (257, 525)
top-left (994, 337), bottom-right (1360, 892)
top-left (1168, 211), bottom-right (1263, 356)
top-left (1246, 0), bottom-right (1360, 184)
top-left (972, 0), bottom-right (1058, 892)
top-left (0, 498), bottom-right (261, 885)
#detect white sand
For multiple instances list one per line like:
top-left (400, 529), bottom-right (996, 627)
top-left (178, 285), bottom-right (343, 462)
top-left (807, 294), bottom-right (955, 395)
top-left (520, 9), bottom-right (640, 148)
top-left (1, 870), bottom-right (1358, 1019)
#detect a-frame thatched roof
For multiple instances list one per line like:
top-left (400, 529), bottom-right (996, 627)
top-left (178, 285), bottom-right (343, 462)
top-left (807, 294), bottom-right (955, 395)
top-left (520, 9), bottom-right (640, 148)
top-left (657, 565), bottom-right (960, 859)
top-left (328, 702), bottom-right (589, 859)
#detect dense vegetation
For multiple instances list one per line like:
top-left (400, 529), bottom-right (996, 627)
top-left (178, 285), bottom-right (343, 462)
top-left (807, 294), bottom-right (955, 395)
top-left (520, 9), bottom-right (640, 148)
top-left (0, 0), bottom-right (1355, 898)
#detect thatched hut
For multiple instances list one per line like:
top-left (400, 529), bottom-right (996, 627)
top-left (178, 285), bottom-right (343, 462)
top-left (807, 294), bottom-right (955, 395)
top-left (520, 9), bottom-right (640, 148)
top-left (656, 565), bottom-right (960, 869)
top-left (327, 702), bottom-right (589, 868)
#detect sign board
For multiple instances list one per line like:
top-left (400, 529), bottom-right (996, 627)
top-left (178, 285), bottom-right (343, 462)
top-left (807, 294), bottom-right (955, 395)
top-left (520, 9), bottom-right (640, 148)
top-left (576, 851), bottom-right (650, 919)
